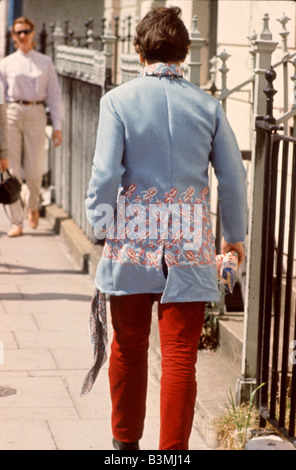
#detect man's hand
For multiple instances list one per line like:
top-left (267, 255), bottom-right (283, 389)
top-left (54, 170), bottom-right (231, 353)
top-left (0, 158), bottom-right (9, 171)
top-left (53, 130), bottom-right (62, 147)
top-left (221, 236), bottom-right (244, 267)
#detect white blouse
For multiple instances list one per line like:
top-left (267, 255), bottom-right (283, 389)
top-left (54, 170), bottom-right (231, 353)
top-left (0, 49), bottom-right (63, 130)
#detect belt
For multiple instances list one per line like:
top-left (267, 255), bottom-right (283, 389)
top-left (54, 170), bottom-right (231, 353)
top-left (11, 100), bottom-right (44, 106)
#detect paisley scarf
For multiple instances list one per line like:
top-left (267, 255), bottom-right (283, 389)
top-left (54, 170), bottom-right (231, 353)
top-left (139, 62), bottom-right (184, 79)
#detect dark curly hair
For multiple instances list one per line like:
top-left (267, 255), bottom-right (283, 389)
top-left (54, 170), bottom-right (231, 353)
top-left (133, 7), bottom-right (191, 63)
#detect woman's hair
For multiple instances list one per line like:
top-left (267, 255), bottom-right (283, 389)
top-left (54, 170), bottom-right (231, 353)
top-left (133, 7), bottom-right (191, 63)
top-left (12, 17), bottom-right (35, 33)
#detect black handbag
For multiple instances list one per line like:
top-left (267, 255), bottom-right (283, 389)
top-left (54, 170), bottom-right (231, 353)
top-left (0, 168), bottom-right (22, 205)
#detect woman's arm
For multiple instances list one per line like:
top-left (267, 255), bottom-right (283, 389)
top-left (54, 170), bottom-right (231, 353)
top-left (0, 98), bottom-right (9, 167)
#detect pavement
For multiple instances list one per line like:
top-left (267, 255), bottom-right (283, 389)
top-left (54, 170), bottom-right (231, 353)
top-left (0, 204), bottom-right (212, 451)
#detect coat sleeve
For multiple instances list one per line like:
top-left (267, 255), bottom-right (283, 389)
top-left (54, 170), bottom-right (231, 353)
top-left (85, 93), bottom-right (125, 236)
top-left (210, 102), bottom-right (247, 244)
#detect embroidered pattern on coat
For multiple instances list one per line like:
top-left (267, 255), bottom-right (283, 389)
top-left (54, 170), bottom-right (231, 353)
top-left (102, 185), bottom-right (216, 270)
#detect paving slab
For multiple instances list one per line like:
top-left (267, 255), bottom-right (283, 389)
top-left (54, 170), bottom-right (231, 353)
top-left (1, 348), bottom-right (57, 371)
top-left (0, 376), bottom-right (74, 408)
top-left (0, 313), bottom-right (39, 331)
top-left (14, 329), bottom-right (90, 350)
top-left (0, 420), bottom-right (57, 450)
top-left (0, 331), bottom-right (18, 349)
top-left (48, 418), bottom-right (113, 450)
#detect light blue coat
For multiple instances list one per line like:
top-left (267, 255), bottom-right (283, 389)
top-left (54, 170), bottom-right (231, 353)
top-left (86, 63), bottom-right (247, 303)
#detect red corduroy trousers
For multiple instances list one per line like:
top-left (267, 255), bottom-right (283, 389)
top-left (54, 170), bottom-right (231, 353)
top-left (109, 293), bottom-right (205, 450)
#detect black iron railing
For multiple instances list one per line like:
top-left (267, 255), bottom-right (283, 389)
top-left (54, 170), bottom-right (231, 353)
top-left (256, 67), bottom-right (296, 445)
top-left (48, 74), bottom-right (102, 241)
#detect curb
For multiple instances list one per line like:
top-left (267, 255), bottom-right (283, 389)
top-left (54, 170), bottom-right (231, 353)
top-left (45, 204), bottom-right (103, 275)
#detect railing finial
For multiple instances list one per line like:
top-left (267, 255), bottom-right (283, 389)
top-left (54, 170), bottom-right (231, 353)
top-left (191, 15), bottom-right (201, 38)
top-left (277, 12), bottom-right (291, 57)
top-left (52, 22), bottom-right (64, 47)
top-left (260, 13), bottom-right (272, 40)
top-left (209, 56), bottom-right (218, 96)
top-left (218, 50), bottom-right (231, 111)
top-left (263, 66), bottom-right (277, 124)
top-left (248, 30), bottom-right (257, 71)
top-left (277, 12), bottom-right (291, 31)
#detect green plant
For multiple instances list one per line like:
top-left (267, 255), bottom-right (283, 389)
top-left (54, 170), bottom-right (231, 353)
top-left (216, 383), bottom-right (265, 450)
top-left (198, 306), bottom-right (220, 350)
top-left (198, 281), bottom-right (229, 351)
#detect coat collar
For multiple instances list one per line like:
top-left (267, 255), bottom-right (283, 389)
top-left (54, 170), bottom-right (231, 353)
top-left (139, 62), bottom-right (184, 79)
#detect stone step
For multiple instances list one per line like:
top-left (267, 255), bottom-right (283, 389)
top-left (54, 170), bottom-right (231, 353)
top-left (193, 349), bottom-right (242, 448)
top-left (194, 312), bottom-right (245, 448)
top-left (218, 311), bottom-right (244, 372)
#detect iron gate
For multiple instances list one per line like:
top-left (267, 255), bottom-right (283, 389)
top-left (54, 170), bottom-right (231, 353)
top-left (256, 67), bottom-right (296, 445)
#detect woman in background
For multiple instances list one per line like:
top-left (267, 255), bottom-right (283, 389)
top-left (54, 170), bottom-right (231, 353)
top-left (0, 16), bottom-right (63, 237)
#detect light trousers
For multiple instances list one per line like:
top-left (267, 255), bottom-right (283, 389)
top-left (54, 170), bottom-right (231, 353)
top-left (6, 103), bottom-right (47, 226)
top-left (109, 293), bottom-right (205, 450)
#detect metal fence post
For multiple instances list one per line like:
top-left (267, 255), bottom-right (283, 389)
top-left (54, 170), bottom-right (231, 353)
top-left (252, 14), bottom-right (278, 117)
top-left (277, 12), bottom-right (291, 134)
top-left (51, 23), bottom-right (64, 63)
top-left (238, 13), bottom-right (278, 403)
top-left (187, 16), bottom-right (205, 87)
top-left (102, 21), bottom-right (116, 91)
top-left (38, 22), bottom-right (47, 54)
top-left (255, 67), bottom-right (279, 423)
